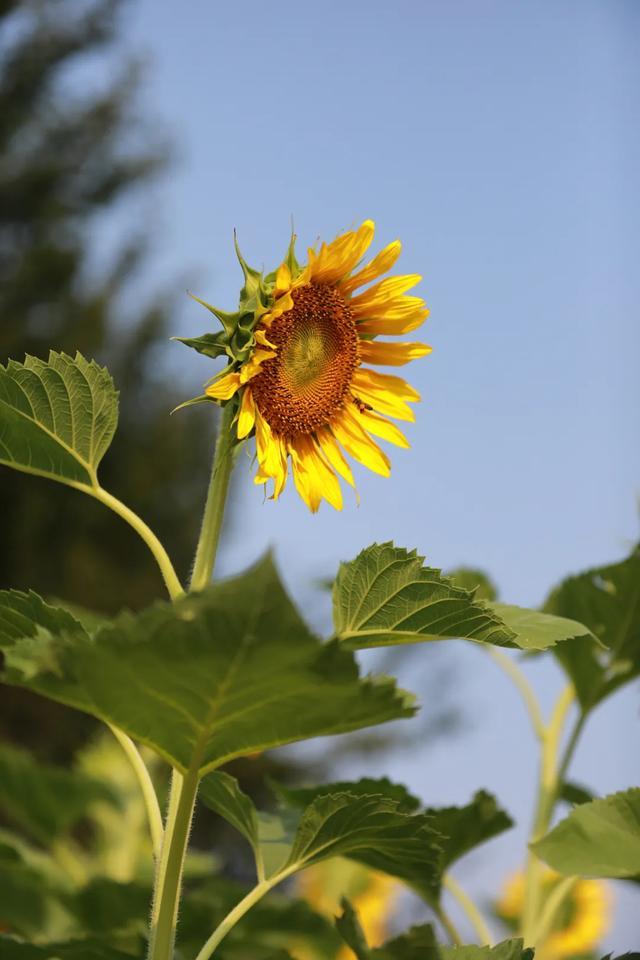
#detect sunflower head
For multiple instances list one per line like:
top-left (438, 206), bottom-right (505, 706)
top-left (178, 220), bottom-right (430, 511)
top-left (496, 869), bottom-right (612, 959)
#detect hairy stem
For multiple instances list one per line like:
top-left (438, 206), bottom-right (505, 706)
top-left (108, 724), bottom-right (163, 860)
top-left (148, 403), bottom-right (238, 957)
top-left (148, 769), bottom-right (198, 960)
top-left (91, 485), bottom-right (184, 601)
top-left (194, 874), bottom-right (287, 960)
top-left (190, 403), bottom-right (237, 592)
top-left (443, 874), bottom-right (493, 944)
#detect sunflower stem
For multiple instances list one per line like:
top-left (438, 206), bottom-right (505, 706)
top-left (521, 683), bottom-right (575, 944)
top-left (443, 874), bottom-right (493, 944)
top-left (190, 402), bottom-right (237, 592)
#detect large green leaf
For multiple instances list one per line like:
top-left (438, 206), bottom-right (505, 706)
top-left (0, 557), bottom-right (414, 776)
top-left (0, 743), bottom-right (114, 847)
top-left (200, 773), bottom-right (442, 888)
top-left (545, 544), bottom-right (640, 709)
top-left (531, 788), bottom-right (640, 878)
top-left (333, 544), bottom-right (589, 651)
top-left (424, 790), bottom-right (513, 902)
top-left (0, 352), bottom-right (118, 488)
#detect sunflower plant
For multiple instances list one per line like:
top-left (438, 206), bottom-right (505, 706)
top-left (0, 221), bottom-right (638, 960)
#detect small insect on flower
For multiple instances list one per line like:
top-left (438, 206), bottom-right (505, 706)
top-left (180, 221), bottom-right (430, 512)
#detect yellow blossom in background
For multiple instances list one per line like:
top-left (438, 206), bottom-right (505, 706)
top-left (496, 868), bottom-right (612, 960)
top-left (205, 220), bottom-right (430, 512)
top-left (295, 858), bottom-right (399, 959)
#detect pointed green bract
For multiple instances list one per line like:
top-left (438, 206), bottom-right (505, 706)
top-left (0, 557), bottom-right (414, 777)
top-left (531, 788), bottom-right (640, 878)
top-left (545, 544), bottom-right (640, 709)
top-left (0, 352), bottom-right (118, 488)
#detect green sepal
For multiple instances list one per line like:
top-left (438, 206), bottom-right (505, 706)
top-left (177, 238), bottom-right (279, 376)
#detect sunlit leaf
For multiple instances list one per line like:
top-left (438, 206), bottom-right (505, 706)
top-left (0, 352), bottom-right (118, 488)
top-left (333, 544), bottom-right (587, 651)
top-left (532, 788), bottom-right (640, 878)
top-left (0, 557), bottom-right (414, 777)
top-left (440, 944), bottom-right (533, 960)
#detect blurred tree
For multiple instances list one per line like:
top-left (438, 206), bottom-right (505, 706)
top-left (0, 0), bottom-right (214, 757)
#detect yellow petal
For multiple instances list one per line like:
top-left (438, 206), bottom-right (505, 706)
top-left (308, 221), bottom-right (375, 284)
top-left (352, 407), bottom-right (410, 448)
top-left (255, 328), bottom-right (277, 349)
top-left (291, 436), bottom-right (343, 512)
top-left (358, 340), bottom-right (432, 366)
top-left (237, 387), bottom-right (256, 439)
top-left (351, 368), bottom-right (419, 422)
top-left (205, 369), bottom-right (241, 400)
top-left (351, 294), bottom-right (426, 320)
top-left (315, 427), bottom-right (356, 487)
top-left (239, 347), bottom-right (276, 383)
top-left (349, 274), bottom-right (422, 309)
top-left (262, 289), bottom-right (295, 327)
top-left (275, 262), bottom-right (292, 295)
top-left (339, 240), bottom-right (402, 295)
top-left (331, 409), bottom-right (391, 477)
top-left (357, 308), bottom-right (430, 336)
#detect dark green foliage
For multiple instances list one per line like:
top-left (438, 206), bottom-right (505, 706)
top-left (0, 0), bottom-right (212, 759)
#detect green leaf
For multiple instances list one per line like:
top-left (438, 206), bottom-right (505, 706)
top-left (424, 790), bottom-right (513, 902)
top-left (531, 788), bottom-right (640, 878)
top-left (199, 771), bottom-right (260, 854)
top-left (440, 943), bottom-right (533, 960)
top-left (335, 899), bottom-right (441, 960)
top-left (68, 878), bottom-right (150, 936)
top-left (0, 557), bottom-right (414, 777)
top-left (333, 543), bottom-right (515, 649)
top-left (285, 791), bottom-right (442, 889)
top-left (0, 939), bottom-right (141, 960)
top-left (559, 781), bottom-right (594, 806)
top-left (545, 544), bottom-right (640, 709)
top-left (272, 777), bottom-right (421, 813)
top-left (0, 352), bottom-right (118, 488)
top-left (492, 604), bottom-right (593, 652)
top-left (334, 898), bottom-right (371, 960)
top-left (0, 742), bottom-right (114, 847)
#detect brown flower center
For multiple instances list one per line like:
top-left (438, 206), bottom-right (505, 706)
top-left (251, 282), bottom-right (359, 437)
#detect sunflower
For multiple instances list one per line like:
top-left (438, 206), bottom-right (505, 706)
top-left (196, 220), bottom-right (430, 512)
top-left (496, 869), bottom-right (612, 959)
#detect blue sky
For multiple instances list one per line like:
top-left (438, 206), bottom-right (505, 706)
top-left (101, 0), bottom-right (638, 946)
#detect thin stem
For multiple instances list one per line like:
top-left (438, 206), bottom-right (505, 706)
top-left (521, 684), bottom-right (576, 943)
top-left (190, 403), bottom-right (237, 592)
top-left (434, 903), bottom-right (463, 946)
top-left (555, 710), bottom-right (587, 791)
top-left (443, 874), bottom-right (493, 945)
top-left (487, 648), bottom-right (546, 741)
top-left (92, 485), bottom-right (184, 601)
top-left (108, 724), bottom-right (163, 861)
top-left (194, 874), bottom-right (285, 960)
top-left (148, 768), bottom-right (199, 960)
top-left (534, 876), bottom-right (577, 946)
